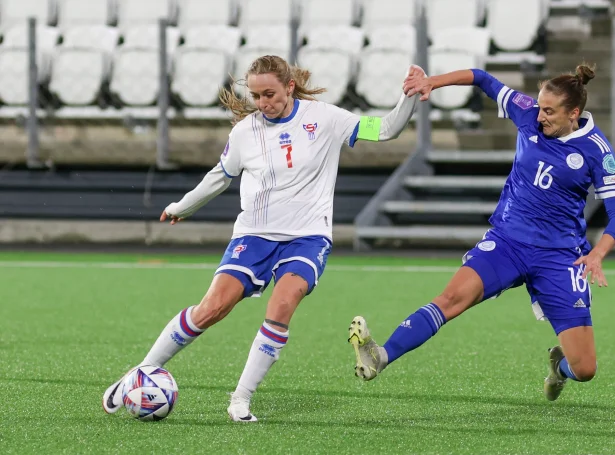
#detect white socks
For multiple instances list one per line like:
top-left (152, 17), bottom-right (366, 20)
top-left (233, 322), bottom-right (288, 401)
top-left (141, 306), bottom-right (205, 367)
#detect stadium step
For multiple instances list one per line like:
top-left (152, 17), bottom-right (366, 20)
top-left (404, 175), bottom-right (506, 190)
top-left (381, 200), bottom-right (497, 215)
top-left (356, 225), bottom-right (489, 242)
top-left (427, 150), bottom-right (516, 164)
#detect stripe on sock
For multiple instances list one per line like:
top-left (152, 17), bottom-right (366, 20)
top-left (426, 303), bottom-right (445, 326)
top-left (420, 305), bottom-right (442, 330)
top-left (260, 325), bottom-right (288, 344)
top-left (179, 307), bottom-right (202, 338)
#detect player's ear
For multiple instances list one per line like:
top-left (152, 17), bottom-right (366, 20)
top-left (569, 106), bottom-right (580, 120)
top-left (287, 79), bottom-right (295, 97)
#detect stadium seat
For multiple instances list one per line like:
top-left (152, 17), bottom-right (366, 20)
top-left (425, 0), bottom-right (482, 39)
top-left (0, 0), bottom-right (55, 32)
top-left (366, 26), bottom-right (416, 53)
top-left (361, 0), bottom-right (417, 31)
top-left (487, 0), bottom-right (545, 51)
top-left (122, 25), bottom-right (181, 54)
top-left (49, 26), bottom-right (118, 105)
top-left (116, 0), bottom-right (176, 32)
top-left (172, 48), bottom-right (229, 106)
top-left (239, 0), bottom-right (293, 30)
top-left (356, 49), bottom-right (410, 108)
top-left (430, 26), bottom-right (491, 57)
top-left (57, 0), bottom-right (115, 30)
top-left (243, 26), bottom-right (292, 53)
top-left (182, 26), bottom-right (241, 55)
top-left (2, 24), bottom-right (60, 51)
top-left (300, 0), bottom-right (356, 30)
top-left (297, 47), bottom-right (353, 105)
top-left (428, 51), bottom-right (479, 109)
top-left (177, 0), bottom-right (235, 31)
top-left (302, 26), bottom-right (364, 57)
top-left (110, 48), bottom-right (163, 106)
top-left (0, 48), bottom-right (51, 104)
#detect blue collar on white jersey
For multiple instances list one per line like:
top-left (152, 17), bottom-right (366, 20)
top-left (263, 99), bottom-right (300, 124)
top-left (557, 111), bottom-right (594, 143)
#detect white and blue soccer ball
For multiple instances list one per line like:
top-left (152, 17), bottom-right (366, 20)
top-left (122, 365), bottom-right (178, 421)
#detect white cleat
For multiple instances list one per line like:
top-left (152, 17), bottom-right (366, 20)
top-left (544, 346), bottom-right (567, 401)
top-left (102, 366), bottom-right (137, 414)
top-left (227, 393), bottom-right (258, 422)
top-left (348, 316), bottom-right (387, 381)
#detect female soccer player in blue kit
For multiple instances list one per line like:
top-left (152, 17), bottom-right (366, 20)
top-left (349, 64), bottom-right (615, 401)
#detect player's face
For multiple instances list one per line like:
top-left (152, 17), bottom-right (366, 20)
top-left (247, 73), bottom-right (295, 119)
top-left (537, 89), bottom-right (580, 137)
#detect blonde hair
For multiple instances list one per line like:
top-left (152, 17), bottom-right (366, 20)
top-left (219, 55), bottom-right (326, 124)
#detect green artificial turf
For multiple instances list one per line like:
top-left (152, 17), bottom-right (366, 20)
top-left (1, 252), bottom-right (614, 454)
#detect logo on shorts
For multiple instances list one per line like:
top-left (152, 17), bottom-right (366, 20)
top-left (573, 299), bottom-right (586, 308)
top-left (317, 238), bottom-right (331, 266)
top-left (512, 93), bottom-right (534, 110)
top-left (478, 240), bottom-right (496, 252)
top-left (566, 153), bottom-right (584, 170)
top-left (303, 123), bottom-right (318, 140)
top-left (231, 244), bottom-right (247, 259)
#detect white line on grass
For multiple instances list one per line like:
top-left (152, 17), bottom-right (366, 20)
top-left (1, 260), bottom-right (615, 275)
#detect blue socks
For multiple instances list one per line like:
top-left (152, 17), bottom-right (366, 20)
top-left (558, 357), bottom-right (579, 381)
top-left (383, 303), bottom-right (447, 364)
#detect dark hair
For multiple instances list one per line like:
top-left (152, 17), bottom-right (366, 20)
top-left (539, 63), bottom-right (596, 113)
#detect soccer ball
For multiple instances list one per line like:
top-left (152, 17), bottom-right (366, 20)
top-left (122, 365), bottom-right (178, 421)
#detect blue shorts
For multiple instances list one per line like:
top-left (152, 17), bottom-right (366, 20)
top-left (215, 235), bottom-right (332, 298)
top-left (462, 229), bottom-right (592, 335)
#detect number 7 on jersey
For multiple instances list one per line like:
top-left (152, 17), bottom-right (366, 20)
top-left (281, 144), bottom-right (293, 168)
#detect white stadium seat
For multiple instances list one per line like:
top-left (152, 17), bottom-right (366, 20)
top-left (356, 49), bottom-right (410, 108)
top-left (488, 0), bottom-right (544, 51)
top-left (297, 47), bottom-right (352, 105)
top-left (177, 0), bottom-right (234, 31)
top-left (302, 26), bottom-right (364, 56)
top-left (50, 49), bottom-right (111, 105)
top-left (0, 0), bottom-right (54, 32)
top-left (240, 0), bottom-right (293, 29)
top-left (300, 0), bottom-right (356, 29)
top-left (431, 26), bottom-right (491, 57)
top-left (2, 24), bottom-right (60, 51)
top-left (243, 26), bottom-right (292, 53)
top-left (425, 0), bottom-right (481, 39)
top-left (362, 0), bottom-right (417, 30)
top-left (122, 25), bottom-right (181, 54)
top-left (367, 26), bottom-right (416, 53)
top-left (62, 25), bottom-right (119, 53)
top-left (172, 48), bottom-right (229, 106)
top-left (428, 51), bottom-right (479, 109)
top-left (116, 0), bottom-right (176, 32)
top-left (57, 0), bottom-right (114, 30)
top-left (110, 49), bottom-right (162, 105)
top-left (182, 26), bottom-right (241, 55)
top-left (0, 49), bottom-right (51, 104)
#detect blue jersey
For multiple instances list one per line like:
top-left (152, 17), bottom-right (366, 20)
top-left (472, 70), bottom-right (615, 248)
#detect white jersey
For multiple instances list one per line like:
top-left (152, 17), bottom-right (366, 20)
top-left (219, 99), bottom-right (360, 242)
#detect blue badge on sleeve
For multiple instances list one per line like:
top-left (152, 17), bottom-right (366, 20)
top-left (603, 154), bottom-right (615, 174)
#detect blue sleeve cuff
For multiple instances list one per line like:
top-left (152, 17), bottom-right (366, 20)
top-left (470, 68), bottom-right (487, 86)
top-left (603, 197), bottom-right (615, 238)
top-left (348, 122), bottom-right (359, 147)
top-left (219, 161), bottom-right (237, 179)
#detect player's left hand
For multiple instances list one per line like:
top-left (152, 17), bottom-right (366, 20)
top-left (403, 65), bottom-right (428, 99)
top-left (574, 251), bottom-right (608, 287)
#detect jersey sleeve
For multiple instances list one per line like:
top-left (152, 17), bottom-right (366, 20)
top-left (326, 103), bottom-right (361, 148)
top-left (471, 69), bottom-right (537, 128)
top-left (588, 133), bottom-right (615, 201)
top-left (219, 129), bottom-right (242, 178)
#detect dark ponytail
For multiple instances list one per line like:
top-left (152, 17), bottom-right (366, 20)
top-left (539, 63), bottom-right (596, 112)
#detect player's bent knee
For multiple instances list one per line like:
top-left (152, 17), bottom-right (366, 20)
top-left (434, 290), bottom-right (473, 319)
top-left (192, 294), bottom-right (236, 328)
top-left (573, 362), bottom-right (597, 382)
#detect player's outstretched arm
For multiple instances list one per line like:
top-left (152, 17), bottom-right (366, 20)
top-left (356, 65), bottom-right (425, 143)
top-left (160, 164), bottom-right (233, 225)
top-left (574, 198), bottom-right (615, 287)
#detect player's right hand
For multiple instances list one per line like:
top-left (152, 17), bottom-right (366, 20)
top-left (160, 205), bottom-right (183, 225)
top-left (404, 74), bottom-right (433, 102)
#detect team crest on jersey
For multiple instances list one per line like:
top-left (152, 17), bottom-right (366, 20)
top-left (303, 123), bottom-right (318, 140)
top-left (566, 153), bottom-right (584, 170)
top-left (512, 93), bottom-right (533, 110)
top-left (231, 244), bottom-right (247, 259)
top-left (603, 154), bottom-right (615, 174)
top-left (478, 240), bottom-right (496, 252)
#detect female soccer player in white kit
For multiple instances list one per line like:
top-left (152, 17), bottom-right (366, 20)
top-left (103, 55), bottom-right (423, 421)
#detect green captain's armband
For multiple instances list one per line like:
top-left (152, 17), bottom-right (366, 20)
top-left (357, 116), bottom-right (381, 142)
